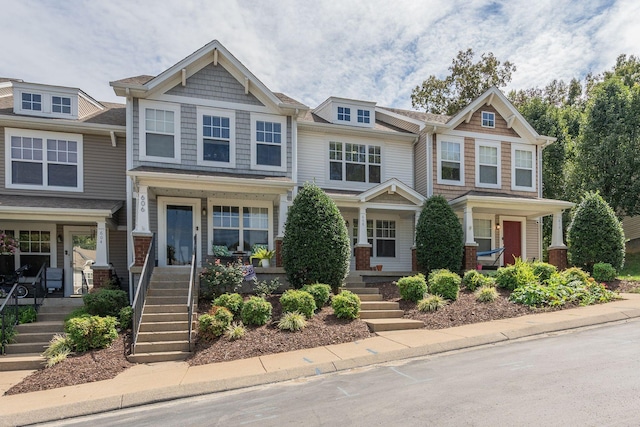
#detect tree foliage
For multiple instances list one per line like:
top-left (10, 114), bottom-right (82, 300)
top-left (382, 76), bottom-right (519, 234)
top-left (282, 182), bottom-right (350, 291)
top-left (411, 48), bottom-right (516, 115)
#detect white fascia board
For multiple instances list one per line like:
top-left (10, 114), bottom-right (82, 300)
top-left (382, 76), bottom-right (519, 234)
top-left (0, 115), bottom-right (125, 136)
top-left (375, 107), bottom-right (425, 131)
top-left (449, 194), bottom-right (574, 213)
top-left (297, 120), bottom-right (417, 142)
top-left (0, 206), bottom-right (116, 220)
top-left (358, 178), bottom-right (425, 205)
top-left (128, 170), bottom-right (294, 192)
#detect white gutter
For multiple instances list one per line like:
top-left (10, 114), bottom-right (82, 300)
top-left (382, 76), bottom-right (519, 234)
top-left (0, 116), bottom-right (125, 135)
top-left (297, 121), bottom-right (418, 141)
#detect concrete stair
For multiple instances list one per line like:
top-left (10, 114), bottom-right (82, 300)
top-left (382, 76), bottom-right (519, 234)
top-left (342, 274), bottom-right (424, 333)
top-left (0, 297), bottom-right (84, 371)
top-left (128, 267), bottom-right (195, 364)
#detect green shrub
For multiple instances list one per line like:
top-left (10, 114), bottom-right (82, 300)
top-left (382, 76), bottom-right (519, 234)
top-left (199, 307), bottom-right (234, 338)
top-left (200, 259), bottom-right (244, 299)
top-left (397, 274), bottom-right (427, 302)
top-left (417, 294), bottom-right (448, 312)
top-left (280, 290), bottom-right (316, 318)
top-left (65, 306), bottom-right (89, 322)
top-left (593, 262), bottom-right (617, 282)
top-left (561, 267), bottom-right (590, 284)
top-left (428, 269), bottom-right (461, 301)
top-left (495, 258), bottom-right (537, 291)
top-left (65, 315), bottom-right (118, 352)
top-left (301, 284), bottom-right (332, 308)
top-left (475, 285), bottom-right (499, 303)
top-left (252, 277), bottom-right (281, 298)
top-left (18, 306), bottom-right (37, 324)
top-left (83, 289), bottom-right (129, 317)
top-left (212, 293), bottom-right (244, 317)
top-left (331, 290), bottom-right (361, 319)
top-left (282, 182), bottom-right (350, 292)
top-left (225, 322), bottom-right (246, 341)
top-left (510, 276), bottom-right (619, 308)
top-left (118, 306), bottom-right (133, 330)
top-left (462, 270), bottom-right (486, 292)
top-left (415, 195), bottom-right (464, 274)
top-left (510, 283), bottom-right (556, 307)
top-left (567, 191), bottom-right (625, 272)
top-left (241, 296), bottom-right (273, 326)
top-left (277, 311), bottom-right (308, 331)
top-left (531, 261), bottom-right (557, 283)
top-left (42, 334), bottom-right (74, 367)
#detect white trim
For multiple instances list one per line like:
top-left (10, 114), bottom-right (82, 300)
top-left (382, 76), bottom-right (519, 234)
top-left (326, 139), bottom-right (384, 189)
top-left (436, 134), bottom-right (465, 186)
top-left (511, 143), bottom-right (536, 192)
top-left (157, 197), bottom-right (202, 267)
top-left (138, 99), bottom-right (181, 164)
top-left (152, 93), bottom-right (273, 114)
top-left (206, 198), bottom-right (273, 254)
top-left (475, 139), bottom-right (501, 189)
top-left (473, 213), bottom-right (496, 261)
top-left (250, 112), bottom-right (287, 172)
top-left (481, 111), bottom-right (495, 128)
top-left (4, 127), bottom-right (84, 192)
top-left (196, 106), bottom-right (236, 168)
top-left (442, 129), bottom-right (528, 145)
top-left (499, 215), bottom-right (527, 265)
top-left (13, 86), bottom-right (79, 120)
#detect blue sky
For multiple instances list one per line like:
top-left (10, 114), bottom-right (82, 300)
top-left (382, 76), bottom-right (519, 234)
top-left (1, 0), bottom-right (637, 109)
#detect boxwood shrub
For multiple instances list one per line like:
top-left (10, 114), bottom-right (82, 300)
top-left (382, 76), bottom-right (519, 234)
top-left (396, 274), bottom-right (427, 302)
top-left (331, 290), bottom-right (360, 319)
top-left (593, 262), bottom-right (616, 282)
top-left (301, 284), bottom-right (332, 308)
top-left (428, 269), bottom-right (461, 301)
top-left (241, 296), bottom-right (273, 326)
top-left (280, 290), bottom-right (316, 318)
top-left (65, 315), bottom-right (118, 352)
top-left (212, 293), bottom-right (244, 317)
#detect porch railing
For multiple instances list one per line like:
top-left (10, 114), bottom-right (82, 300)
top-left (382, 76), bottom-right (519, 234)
top-left (187, 234), bottom-right (198, 351)
top-left (131, 234), bottom-right (155, 355)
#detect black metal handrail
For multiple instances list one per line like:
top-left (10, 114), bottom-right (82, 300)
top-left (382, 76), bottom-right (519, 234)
top-left (32, 263), bottom-right (47, 311)
top-left (131, 235), bottom-right (155, 355)
top-left (187, 234), bottom-right (198, 351)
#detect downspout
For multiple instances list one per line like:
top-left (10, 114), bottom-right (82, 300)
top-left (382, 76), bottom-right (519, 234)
top-left (427, 133), bottom-right (434, 197)
top-left (126, 96), bottom-right (134, 303)
top-left (538, 144), bottom-right (544, 260)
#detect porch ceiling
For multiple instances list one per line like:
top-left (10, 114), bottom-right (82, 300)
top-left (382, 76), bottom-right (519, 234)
top-left (449, 194), bottom-right (574, 219)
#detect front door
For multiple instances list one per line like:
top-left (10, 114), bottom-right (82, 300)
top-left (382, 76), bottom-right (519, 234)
top-left (502, 221), bottom-right (522, 265)
top-left (64, 226), bottom-right (96, 296)
top-left (158, 198), bottom-right (201, 267)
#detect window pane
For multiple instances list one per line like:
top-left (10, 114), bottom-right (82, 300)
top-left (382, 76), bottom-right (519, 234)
top-left (212, 229), bottom-right (239, 251)
top-left (441, 141), bottom-right (460, 161)
top-left (48, 164), bottom-right (77, 187)
top-left (330, 162), bottom-right (342, 180)
top-left (441, 161), bottom-right (460, 181)
top-left (369, 165), bottom-right (381, 183)
top-left (146, 133), bottom-right (175, 158)
top-left (257, 144), bottom-right (281, 166)
top-left (474, 219), bottom-right (492, 238)
top-left (515, 150), bottom-right (533, 168)
top-left (479, 146), bottom-right (497, 165)
top-left (243, 230), bottom-right (268, 251)
top-left (479, 165), bottom-right (497, 184)
top-left (203, 140), bottom-right (230, 162)
top-left (476, 238), bottom-right (492, 252)
top-left (376, 240), bottom-right (395, 257)
top-left (12, 161), bottom-right (43, 185)
top-left (346, 163), bottom-right (365, 182)
top-left (243, 207), bottom-right (268, 229)
top-left (516, 169), bottom-right (533, 187)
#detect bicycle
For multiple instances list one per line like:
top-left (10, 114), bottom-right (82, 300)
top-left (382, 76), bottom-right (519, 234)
top-left (0, 265), bottom-right (30, 298)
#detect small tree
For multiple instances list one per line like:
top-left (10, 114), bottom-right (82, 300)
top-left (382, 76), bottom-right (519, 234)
top-left (415, 195), bottom-right (463, 274)
top-left (282, 183), bottom-right (350, 291)
top-left (567, 192), bottom-right (625, 272)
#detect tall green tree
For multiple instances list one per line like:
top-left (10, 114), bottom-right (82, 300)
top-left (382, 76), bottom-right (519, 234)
top-left (411, 48), bottom-right (516, 115)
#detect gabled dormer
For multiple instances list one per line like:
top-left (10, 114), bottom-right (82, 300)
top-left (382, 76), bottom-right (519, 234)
top-left (314, 97), bottom-right (376, 128)
top-left (10, 81), bottom-right (104, 120)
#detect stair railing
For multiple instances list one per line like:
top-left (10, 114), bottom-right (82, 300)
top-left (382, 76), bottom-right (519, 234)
top-left (131, 234), bottom-right (155, 355)
top-left (187, 234), bottom-right (198, 351)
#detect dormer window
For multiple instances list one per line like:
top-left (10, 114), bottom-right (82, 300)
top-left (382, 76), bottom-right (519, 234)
top-left (52, 96), bottom-right (71, 114)
top-left (22, 93), bottom-right (41, 111)
top-left (357, 109), bottom-right (370, 124)
top-left (481, 111), bottom-right (495, 128)
top-left (337, 107), bottom-right (351, 121)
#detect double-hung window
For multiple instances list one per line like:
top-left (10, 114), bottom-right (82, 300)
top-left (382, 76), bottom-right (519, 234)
top-left (437, 137), bottom-right (464, 185)
top-left (210, 203), bottom-right (270, 252)
top-left (474, 218), bottom-right (493, 254)
top-left (251, 114), bottom-right (287, 171)
top-left (5, 128), bottom-right (82, 191)
top-left (22, 93), bottom-right (41, 111)
top-left (481, 111), bottom-right (495, 128)
top-left (0, 225), bottom-right (55, 277)
top-left (139, 100), bottom-right (181, 163)
top-left (352, 219), bottom-right (396, 257)
top-left (512, 144), bottom-right (535, 191)
top-left (197, 107), bottom-right (235, 167)
top-left (475, 140), bottom-right (501, 188)
top-left (329, 142), bottom-right (381, 184)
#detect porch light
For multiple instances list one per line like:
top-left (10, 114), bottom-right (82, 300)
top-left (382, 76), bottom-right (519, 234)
top-left (496, 224), bottom-right (501, 231)
top-left (202, 207), bottom-right (207, 216)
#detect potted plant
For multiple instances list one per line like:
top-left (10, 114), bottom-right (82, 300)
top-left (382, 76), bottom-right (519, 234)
top-left (250, 244), bottom-right (266, 267)
top-left (250, 247), bottom-right (275, 268)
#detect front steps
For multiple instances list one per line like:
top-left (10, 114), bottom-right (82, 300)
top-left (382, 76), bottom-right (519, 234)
top-left (0, 297), bottom-right (84, 371)
top-left (343, 274), bottom-right (423, 332)
top-left (128, 267), bottom-right (194, 364)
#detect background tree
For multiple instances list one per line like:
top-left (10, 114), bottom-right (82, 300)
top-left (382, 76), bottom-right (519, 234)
top-left (282, 183), bottom-right (350, 292)
top-left (411, 48), bottom-right (516, 115)
top-left (415, 195), bottom-right (464, 274)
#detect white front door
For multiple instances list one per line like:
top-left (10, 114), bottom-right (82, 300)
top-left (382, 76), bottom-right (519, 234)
top-left (64, 226), bottom-right (95, 296)
top-left (158, 197), bottom-right (201, 267)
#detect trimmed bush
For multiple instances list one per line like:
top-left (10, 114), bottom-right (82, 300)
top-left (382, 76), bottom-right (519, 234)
top-left (301, 284), bottom-right (332, 308)
top-left (397, 274), bottom-right (427, 303)
top-left (241, 296), bottom-right (273, 326)
top-left (593, 262), bottom-right (617, 282)
top-left (462, 270), bottom-right (486, 292)
top-left (212, 293), bottom-right (244, 317)
top-left (225, 322), bottom-right (246, 341)
top-left (199, 307), bottom-right (234, 338)
top-left (415, 195), bottom-right (464, 274)
top-left (118, 306), bottom-right (133, 330)
top-left (531, 261), bottom-right (557, 283)
top-left (83, 289), bottom-right (129, 317)
top-left (65, 315), bottom-right (118, 352)
top-left (200, 259), bottom-right (244, 299)
top-left (331, 290), bottom-right (361, 319)
top-left (495, 258), bottom-right (537, 291)
top-left (475, 285), bottom-right (499, 303)
top-left (567, 191), bottom-right (625, 272)
top-left (277, 311), bottom-right (307, 331)
top-left (280, 290), bottom-right (316, 318)
top-left (282, 182), bottom-right (350, 292)
top-left (417, 294), bottom-right (448, 312)
top-left (428, 269), bottom-right (461, 301)
top-left (561, 267), bottom-right (590, 284)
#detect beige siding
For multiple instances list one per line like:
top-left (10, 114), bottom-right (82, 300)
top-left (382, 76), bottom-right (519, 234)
top-left (108, 230), bottom-right (128, 287)
top-left (78, 96), bottom-right (102, 119)
top-left (454, 105), bottom-right (519, 138)
top-left (526, 219), bottom-right (541, 261)
top-left (622, 216), bottom-right (640, 241)
top-left (414, 133), bottom-right (427, 196)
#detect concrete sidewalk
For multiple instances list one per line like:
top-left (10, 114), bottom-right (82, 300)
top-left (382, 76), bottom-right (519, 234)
top-left (2, 293), bottom-right (640, 426)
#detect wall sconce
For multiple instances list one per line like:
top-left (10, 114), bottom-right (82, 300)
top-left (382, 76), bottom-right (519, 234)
top-left (496, 224), bottom-right (501, 231)
top-left (345, 220), bottom-right (350, 228)
top-left (57, 234), bottom-right (63, 243)
top-left (202, 207), bottom-right (207, 216)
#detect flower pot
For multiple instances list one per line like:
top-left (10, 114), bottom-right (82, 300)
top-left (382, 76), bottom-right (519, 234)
top-left (261, 259), bottom-right (270, 268)
top-left (251, 258), bottom-right (260, 267)
top-left (376, 264), bottom-right (383, 271)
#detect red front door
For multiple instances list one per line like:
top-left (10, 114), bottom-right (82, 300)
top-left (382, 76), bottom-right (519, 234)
top-left (502, 221), bottom-right (521, 265)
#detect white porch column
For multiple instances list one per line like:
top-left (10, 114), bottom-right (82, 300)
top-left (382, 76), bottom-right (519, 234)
top-left (413, 209), bottom-right (420, 245)
top-left (550, 211), bottom-right (566, 248)
top-left (357, 206), bottom-right (369, 245)
top-left (464, 207), bottom-right (475, 245)
top-left (277, 193), bottom-right (288, 238)
top-left (94, 221), bottom-right (109, 267)
top-left (134, 185), bottom-right (150, 233)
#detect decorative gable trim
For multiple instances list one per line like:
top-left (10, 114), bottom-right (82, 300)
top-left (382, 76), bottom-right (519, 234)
top-left (358, 178), bottom-right (425, 206)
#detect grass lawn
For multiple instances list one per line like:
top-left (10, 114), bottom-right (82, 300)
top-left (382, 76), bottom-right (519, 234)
top-left (620, 252), bottom-right (640, 281)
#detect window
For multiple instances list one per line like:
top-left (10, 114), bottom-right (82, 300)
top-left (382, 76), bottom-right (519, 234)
top-left (330, 142), bottom-right (381, 184)
top-left (357, 109), bottom-right (370, 124)
top-left (211, 204), bottom-right (269, 252)
top-left (512, 145), bottom-right (535, 191)
top-left (337, 107), bottom-right (351, 121)
top-left (251, 114), bottom-right (287, 171)
top-left (481, 111), bottom-right (495, 128)
top-left (22, 93), bottom-right (41, 111)
top-left (197, 107), bottom-right (235, 167)
top-left (476, 140), bottom-right (500, 188)
top-left (353, 219), bottom-right (396, 257)
top-left (437, 137), bottom-right (464, 185)
top-left (0, 227), bottom-right (53, 277)
top-left (139, 101), bottom-right (180, 163)
top-left (5, 128), bottom-right (82, 191)
top-left (474, 218), bottom-right (493, 253)
top-left (52, 96), bottom-right (71, 114)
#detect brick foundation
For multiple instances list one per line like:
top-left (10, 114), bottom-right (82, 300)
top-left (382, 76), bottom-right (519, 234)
top-left (463, 245), bottom-right (478, 272)
top-left (548, 247), bottom-right (568, 270)
top-left (275, 238), bottom-right (283, 267)
top-left (91, 267), bottom-right (112, 290)
top-left (354, 245), bottom-right (371, 271)
top-left (412, 247), bottom-right (418, 271)
top-left (133, 234), bottom-right (152, 267)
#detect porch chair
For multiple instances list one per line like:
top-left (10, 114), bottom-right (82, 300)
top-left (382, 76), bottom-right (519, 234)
top-left (45, 268), bottom-right (64, 293)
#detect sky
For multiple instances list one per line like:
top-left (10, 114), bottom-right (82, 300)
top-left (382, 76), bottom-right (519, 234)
top-left (1, 0), bottom-right (638, 110)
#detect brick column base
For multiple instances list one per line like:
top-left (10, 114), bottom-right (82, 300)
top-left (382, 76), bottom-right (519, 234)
top-left (133, 234), bottom-right (153, 267)
top-left (411, 247), bottom-right (418, 272)
top-left (354, 245), bottom-right (371, 271)
top-left (463, 244), bottom-right (478, 272)
top-left (548, 247), bottom-right (568, 270)
top-left (275, 238), bottom-right (283, 267)
top-left (91, 267), bottom-right (113, 291)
